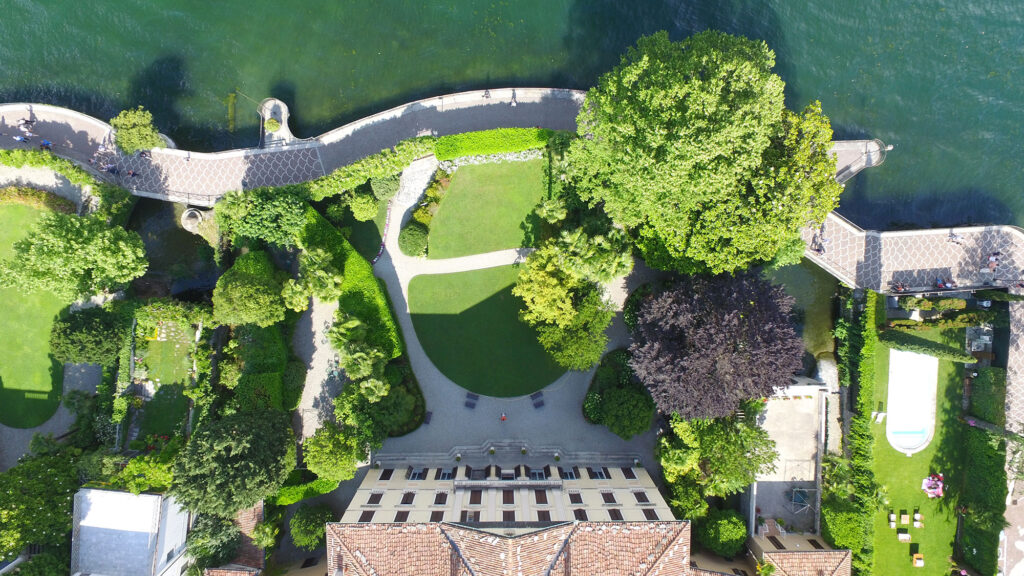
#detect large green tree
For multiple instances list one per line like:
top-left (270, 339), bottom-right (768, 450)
top-left (0, 452), bottom-right (80, 562)
top-left (111, 106), bottom-right (165, 154)
top-left (0, 212), bottom-right (147, 298)
top-left (215, 186), bottom-right (308, 247)
top-left (303, 421), bottom-right (362, 483)
top-left (212, 250), bottom-right (286, 327)
top-left (49, 306), bottom-right (129, 366)
top-left (290, 504), bottom-right (334, 551)
top-left (566, 30), bottom-right (840, 273)
top-left (171, 410), bottom-right (294, 517)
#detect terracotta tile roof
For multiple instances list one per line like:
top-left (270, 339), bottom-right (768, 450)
top-left (764, 550), bottom-right (852, 576)
top-left (204, 502), bottom-right (265, 576)
top-left (689, 570), bottom-right (734, 576)
top-left (326, 521), bottom-right (690, 576)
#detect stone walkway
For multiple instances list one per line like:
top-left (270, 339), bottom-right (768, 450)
top-left (0, 363), bottom-right (101, 471)
top-left (291, 298), bottom-right (342, 440)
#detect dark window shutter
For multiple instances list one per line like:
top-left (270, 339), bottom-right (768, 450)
top-left (434, 468), bottom-right (442, 480)
top-left (586, 467), bottom-right (596, 479)
top-left (465, 465), bottom-right (473, 478)
top-left (524, 465), bottom-right (531, 477)
top-left (544, 465), bottom-right (551, 478)
top-left (602, 467), bottom-right (611, 479)
top-left (558, 467), bottom-right (566, 478)
top-left (572, 466), bottom-right (580, 478)
top-left (451, 467), bottom-right (457, 478)
top-left (405, 466), bottom-right (413, 479)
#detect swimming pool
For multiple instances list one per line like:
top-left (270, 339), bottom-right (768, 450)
top-left (885, 349), bottom-right (939, 456)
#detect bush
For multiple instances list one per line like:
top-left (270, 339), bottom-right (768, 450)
top-left (583, 391), bottom-right (603, 422)
top-left (215, 186), bottom-right (308, 248)
top-left (303, 421), bottom-right (362, 482)
top-left (186, 515), bottom-right (241, 569)
top-left (820, 496), bottom-right (868, 553)
top-left (370, 175), bottom-right (400, 201)
top-left (398, 221), bottom-right (429, 257)
top-left (251, 520), bottom-right (279, 550)
top-left (975, 289), bottom-right (1024, 302)
top-left (348, 186), bottom-right (380, 222)
top-left (931, 297), bottom-right (967, 311)
top-left (50, 306), bottom-right (128, 367)
top-left (110, 106), bottom-right (164, 154)
top-left (886, 309), bottom-right (1001, 331)
top-left (290, 504), bottom-right (334, 551)
top-left (308, 137), bottom-right (434, 200)
top-left (898, 296), bottom-right (933, 311)
top-left (271, 470), bottom-right (340, 506)
top-left (877, 329), bottom-right (975, 362)
top-left (433, 127), bottom-right (554, 160)
top-left (213, 251), bottom-right (286, 327)
top-left (0, 186), bottom-right (76, 213)
top-left (264, 117), bottom-right (281, 133)
top-left (233, 372), bottom-right (284, 411)
top-left (960, 428), bottom-right (1008, 574)
top-left (282, 360), bottom-right (306, 411)
top-left (695, 508), bottom-right (747, 558)
top-left (10, 552), bottom-right (67, 576)
top-left (600, 386), bottom-right (655, 440)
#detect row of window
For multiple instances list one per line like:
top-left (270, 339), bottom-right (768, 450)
top-left (355, 507), bottom-right (660, 523)
top-left (378, 465), bottom-right (639, 482)
top-left (370, 487), bottom-right (653, 507)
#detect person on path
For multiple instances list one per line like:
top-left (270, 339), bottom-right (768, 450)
top-left (500, 413), bottom-right (507, 422)
top-left (12, 135), bottom-right (28, 143)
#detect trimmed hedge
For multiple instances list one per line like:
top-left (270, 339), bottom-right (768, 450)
top-left (234, 372), bottom-right (284, 411)
top-left (270, 470), bottom-right (340, 506)
top-left (959, 428), bottom-right (1008, 574)
top-left (975, 289), bottom-right (1024, 302)
top-left (434, 127), bottom-right (554, 161)
top-left (308, 137), bottom-right (434, 201)
top-left (886, 309), bottom-right (1002, 331)
top-left (0, 186), bottom-right (76, 213)
top-left (877, 329), bottom-right (975, 362)
top-left (398, 221), bottom-right (428, 257)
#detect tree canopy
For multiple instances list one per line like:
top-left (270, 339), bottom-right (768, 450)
top-left (185, 515), bottom-right (241, 571)
top-left (213, 250), bottom-right (286, 327)
top-left (695, 508), bottom-right (748, 558)
top-left (111, 106), bottom-right (165, 154)
top-left (0, 452), bottom-right (80, 562)
top-left (49, 306), bottom-right (130, 366)
top-left (215, 186), bottom-right (308, 247)
top-left (566, 30), bottom-right (840, 273)
top-left (303, 421), bottom-right (362, 483)
top-left (171, 410), bottom-right (294, 517)
top-left (630, 273), bottom-right (802, 419)
top-left (291, 504), bottom-right (334, 550)
top-left (0, 212), bottom-right (148, 298)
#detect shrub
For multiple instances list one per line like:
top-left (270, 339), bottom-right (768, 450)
top-left (975, 289), bottom-right (1024, 302)
top-left (820, 496), bottom-right (868, 553)
top-left (282, 360), bottom-right (306, 411)
top-left (110, 106), bottom-right (164, 154)
top-left (348, 186), bottom-right (380, 221)
top-left (251, 520), bottom-right (279, 550)
top-left (264, 117), bottom-right (281, 133)
top-left (308, 137), bottom-right (434, 200)
top-left (600, 386), bottom-right (655, 440)
top-left (290, 504), bottom-right (334, 550)
top-left (898, 296), bottom-right (932, 311)
top-left (886, 309), bottom-right (1001, 331)
top-left (213, 251), bottom-right (286, 327)
top-left (931, 297), bottom-right (967, 311)
top-left (370, 175), bottom-right (400, 201)
top-left (960, 428), bottom-right (1008, 574)
top-left (233, 372), bottom-right (284, 411)
top-left (303, 421), bottom-right (362, 482)
top-left (215, 186), bottom-right (308, 247)
top-left (695, 508), bottom-right (747, 558)
top-left (398, 221), bottom-right (429, 257)
top-left (186, 515), bottom-right (241, 569)
top-left (50, 306), bottom-right (129, 367)
top-left (583, 391), bottom-right (603, 422)
top-left (0, 186), bottom-right (76, 213)
top-left (271, 472), bottom-right (340, 506)
top-left (433, 127), bottom-right (554, 160)
top-left (877, 329), bottom-right (975, 362)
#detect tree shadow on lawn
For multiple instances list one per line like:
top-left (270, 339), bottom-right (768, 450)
top-left (410, 287), bottom-right (564, 398)
top-left (139, 383), bottom-right (188, 438)
top-left (928, 359), bottom-right (966, 518)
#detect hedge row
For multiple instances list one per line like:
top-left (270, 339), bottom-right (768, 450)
top-left (886, 309), bottom-right (1002, 331)
top-left (299, 207), bottom-right (403, 358)
top-left (959, 427), bottom-right (1009, 574)
top-left (270, 470), bottom-right (340, 506)
top-left (308, 137), bottom-right (434, 201)
top-left (877, 329), bottom-right (976, 362)
top-left (433, 127), bottom-right (554, 161)
top-left (0, 186), bottom-right (76, 213)
top-left (975, 289), bottom-right (1024, 302)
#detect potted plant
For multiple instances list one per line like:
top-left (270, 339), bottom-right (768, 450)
top-left (554, 453), bottom-right (560, 462)
top-left (521, 447), bottom-right (527, 455)
top-left (264, 117), bottom-right (281, 133)
top-left (455, 454), bottom-right (462, 462)
top-left (489, 447), bottom-right (496, 456)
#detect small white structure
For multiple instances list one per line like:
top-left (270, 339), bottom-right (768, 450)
top-left (886, 349), bottom-right (939, 456)
top-left (70, 488), bottom-right (190, 576)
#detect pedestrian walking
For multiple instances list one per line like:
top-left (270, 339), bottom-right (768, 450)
top-left (12, 135), bottom-right (29, 143)
top-left (127, 170), bottom-right (137, 178)
top-left (500, 413), bottom-right (507, 422)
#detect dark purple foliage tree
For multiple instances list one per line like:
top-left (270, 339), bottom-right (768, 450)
top-left (629, 273), bottom-right (802, 419)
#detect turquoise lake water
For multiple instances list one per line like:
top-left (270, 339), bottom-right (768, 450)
top-left (4, 0), bottom-right (1023, 230)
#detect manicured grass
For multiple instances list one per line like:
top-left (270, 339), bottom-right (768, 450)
top-left (427, 160), bottom-right (545, 259)
top-left (969, 367), bottom-right (1006, 426)
top-left (871, 327), bottom-right (965, 576)
top-left (141, 323), bottom-right (192, 386)
top-left (0, 203), bottom-right (67, 428)
top-left (408, 266), bottom-right (564, 397)
top-left (139, 384), bottom-right (188, 437)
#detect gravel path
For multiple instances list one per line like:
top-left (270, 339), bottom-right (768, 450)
top-left (291, 299), bottom-right (342, 440)
top-left (0, 363), bottom-right (101, 471)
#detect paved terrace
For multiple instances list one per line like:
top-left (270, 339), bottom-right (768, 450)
top-left (0, 89), bottom-right (583, 206)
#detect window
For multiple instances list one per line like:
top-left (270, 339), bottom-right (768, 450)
top-left (501, 469), bottom-right (516, 481)
top-left (503, 510), bottom-right (516, 522)
top-left (394, 510), bottom-right (409, 522)
top-left (167, 550), bottom-right (174, 563)
top-left (601, 491), bottom-right (616, 504)
top-left (503, 489), bottom-right (515, 505)
top-left (469, 489), bottom-right (482, 505)
top-left (358, 510), bottom-right (375, 523)
top-left (430, 511), bottom-right (444, 522)
top-left (643, 508), bottom-right (659, 521)
top-left (568, 492), bottom-right (583, 504)
top-left (460, 510), bottom-right (480, 522)
top-left (633, 491), bottom-right (650, 504)
top-left (559, 466), bottom-right (578, 480)
top-left (367, 492), bottom-right (383, 505)
top-left (401, 492), bottom-right (415, 505)
top-left (434, 492), bottom-right (448, 505)
top-left (621, 467), bottom-right (637, 480)
top-left (530, 469), bottom-right (547, 480)
top-left (439, 468), bottom-right (455, 480)
top-left (534, 489), bottom-right (548, 505)
top-left (608, 509), bottom-right (623, 521)
top-left (587, 467), bottom-right (610, 480)
top-left (573, 509), bottom-right (588, 521)
top-left (379, 468), bottom-right (394, 481)
top-left (537, 510), bottom-right (551, 522)
top-left (408, 467), bottom-right (427, 481)
top-left (808, 538), bottom-right (824, 550)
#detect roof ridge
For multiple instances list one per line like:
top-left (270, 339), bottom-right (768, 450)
top-left (639, 523), bottom-right (688, 575)
top-left (439, 524), bottom-right (477, 576)
top-left (543, 523), bottom-right (579, 575)
top-left (328, 525), bottom-right (374, 576)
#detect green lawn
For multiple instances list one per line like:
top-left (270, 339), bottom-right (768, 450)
top-left (0, 203), bottom-right (68, 428)
top-left (969, 367), bottom-right (1006, 427)
top-left (427, 160), bottom-right (545, 259)
top-left (871, 327), bottom-right (965, 576)
top-left (408, 266), bottom-right (564, 396)
top-left (141, 323), bottom-right (192, 386)
top-left (138, 384), bottom-right (188, 437)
